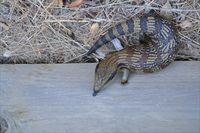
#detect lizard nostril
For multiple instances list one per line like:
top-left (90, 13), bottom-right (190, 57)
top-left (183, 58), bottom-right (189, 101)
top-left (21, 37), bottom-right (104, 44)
top-left (0, 116), bottom-right (9, 133)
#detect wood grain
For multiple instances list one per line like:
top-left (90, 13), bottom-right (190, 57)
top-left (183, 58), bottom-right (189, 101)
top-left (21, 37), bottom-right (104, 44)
top-left (0, 62), bottom-right (200, 133)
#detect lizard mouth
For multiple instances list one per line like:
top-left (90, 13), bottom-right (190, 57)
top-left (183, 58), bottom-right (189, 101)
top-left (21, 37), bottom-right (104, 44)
top-left (93, 89), bottom-right (100, 96)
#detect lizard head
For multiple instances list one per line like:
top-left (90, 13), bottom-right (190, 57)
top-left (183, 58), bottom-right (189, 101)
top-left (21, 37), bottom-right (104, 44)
top-left (93, 59), bottom-right (118, 96)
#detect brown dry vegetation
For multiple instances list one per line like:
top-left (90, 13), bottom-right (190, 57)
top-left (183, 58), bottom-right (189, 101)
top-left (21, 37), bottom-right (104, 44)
top-left (0, 0), bottom-right (200, 63)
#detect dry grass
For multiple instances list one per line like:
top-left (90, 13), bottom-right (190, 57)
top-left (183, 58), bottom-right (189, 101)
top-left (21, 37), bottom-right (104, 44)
top-left (0, 0), bottom-right (200, 63)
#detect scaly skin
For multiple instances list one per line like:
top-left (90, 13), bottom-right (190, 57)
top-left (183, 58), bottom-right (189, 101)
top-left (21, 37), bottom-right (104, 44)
top-left (86, 12), bottom-right (179, 96)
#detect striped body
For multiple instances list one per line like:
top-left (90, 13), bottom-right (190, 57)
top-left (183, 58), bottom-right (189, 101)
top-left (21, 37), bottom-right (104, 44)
top-left (87, 12), bottom-right (179, 95)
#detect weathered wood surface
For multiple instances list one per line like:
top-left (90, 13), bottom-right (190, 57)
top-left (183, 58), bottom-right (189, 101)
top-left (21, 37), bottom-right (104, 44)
top-left (0, 62), bottom-right (200, 133)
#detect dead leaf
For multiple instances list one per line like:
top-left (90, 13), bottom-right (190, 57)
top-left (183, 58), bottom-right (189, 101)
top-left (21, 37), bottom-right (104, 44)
top-left (179, 20), bottom-right (192, 29)
top-left (67, 0), bottom-right (84, 8)
top-left (90, 23), bottom-right (99, 33)
top-left (160, 0), bottom-right (173, 20)
top-left (52, 0), bottom-right (63, 7)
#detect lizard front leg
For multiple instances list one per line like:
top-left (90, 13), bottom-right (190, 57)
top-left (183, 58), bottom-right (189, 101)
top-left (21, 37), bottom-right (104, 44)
top-left (120, 68), bottom-right (130, 84)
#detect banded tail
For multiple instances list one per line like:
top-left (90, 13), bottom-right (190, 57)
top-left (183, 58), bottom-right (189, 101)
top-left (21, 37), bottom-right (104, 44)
top-left (86, 17), bottom-right (140, 56)
top-left (87, 12), bottom-right (177, 56)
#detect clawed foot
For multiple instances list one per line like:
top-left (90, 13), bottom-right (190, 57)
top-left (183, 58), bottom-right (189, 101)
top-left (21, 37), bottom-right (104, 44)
top-left (120, 68), bottom-right (129, 85)
top-left (121, 79), bottom-right (128, 84)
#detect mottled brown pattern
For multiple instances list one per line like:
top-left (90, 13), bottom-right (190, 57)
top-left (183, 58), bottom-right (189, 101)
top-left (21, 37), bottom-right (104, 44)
top-left (90, 12), bottom-right (179, 96)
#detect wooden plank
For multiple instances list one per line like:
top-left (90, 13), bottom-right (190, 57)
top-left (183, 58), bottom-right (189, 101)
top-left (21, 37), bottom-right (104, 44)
top-left (0, 62), bottom-right (200, 133)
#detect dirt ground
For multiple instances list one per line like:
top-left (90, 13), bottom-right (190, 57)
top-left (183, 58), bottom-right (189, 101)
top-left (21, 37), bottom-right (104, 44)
top-left (0, 0), bottom-right (199, 63)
